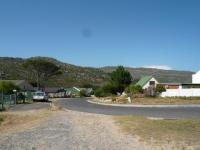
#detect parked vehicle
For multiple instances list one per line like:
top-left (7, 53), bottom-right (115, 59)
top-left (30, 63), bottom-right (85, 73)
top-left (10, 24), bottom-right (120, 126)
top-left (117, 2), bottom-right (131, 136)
top-left (33, 91), bottom-right (48, 101)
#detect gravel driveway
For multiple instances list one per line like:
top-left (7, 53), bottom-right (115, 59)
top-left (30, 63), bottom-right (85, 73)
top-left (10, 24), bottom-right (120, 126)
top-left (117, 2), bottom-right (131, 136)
top-left (0, 108), bottom-right (153, 150)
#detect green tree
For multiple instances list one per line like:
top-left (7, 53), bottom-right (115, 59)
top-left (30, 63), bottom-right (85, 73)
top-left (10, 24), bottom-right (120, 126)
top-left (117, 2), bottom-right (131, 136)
top-left (94, 88), bottom-right (108, 97)
top-left (23, 59), bottom-right (61, 89)
top-left (0, 81), bottom-right (20, 94)
top-left (110, 66), bottom-right (132, 93)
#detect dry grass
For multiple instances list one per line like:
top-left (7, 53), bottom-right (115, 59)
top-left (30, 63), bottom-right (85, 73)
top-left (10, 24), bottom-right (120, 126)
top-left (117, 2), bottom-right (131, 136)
top-left (132, 97), bottom-right (200, 105)
top-left (0, 109), bottom-right (53, 135)
top-left (96, 97), bottom-right (200, 105)
top-left (115, 116), bottom-right (200, 149)
top-left (0, 116), bottom-right (4, 125)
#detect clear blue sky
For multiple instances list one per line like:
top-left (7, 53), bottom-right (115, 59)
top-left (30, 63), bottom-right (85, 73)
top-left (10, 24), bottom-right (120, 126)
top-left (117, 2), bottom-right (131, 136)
top-left (0, 0), bottom-right (199, 71)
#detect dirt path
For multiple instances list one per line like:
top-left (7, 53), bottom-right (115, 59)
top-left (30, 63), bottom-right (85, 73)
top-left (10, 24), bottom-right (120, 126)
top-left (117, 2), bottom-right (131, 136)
top-left (0, 108), bottom-right (154, 150)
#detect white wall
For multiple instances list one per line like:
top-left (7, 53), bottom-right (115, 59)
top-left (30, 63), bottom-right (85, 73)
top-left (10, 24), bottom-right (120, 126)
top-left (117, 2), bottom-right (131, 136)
top-left (192, 71), bottom-right (200, 83)
top-left (161, 88), bottom-right (200, 97)
top-left (143, 77), bottom-right (159, 89)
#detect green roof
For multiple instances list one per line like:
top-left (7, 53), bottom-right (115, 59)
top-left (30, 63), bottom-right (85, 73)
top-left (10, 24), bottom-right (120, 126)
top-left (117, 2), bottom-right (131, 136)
top-left (136, 76), bottom-right (153, 87)
top-left (65, 87), bottom-right (80, 93)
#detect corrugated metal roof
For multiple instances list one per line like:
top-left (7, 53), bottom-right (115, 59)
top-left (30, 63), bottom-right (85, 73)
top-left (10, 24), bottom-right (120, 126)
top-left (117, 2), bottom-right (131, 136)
top-left (136, 76), bottom-right (153, 87)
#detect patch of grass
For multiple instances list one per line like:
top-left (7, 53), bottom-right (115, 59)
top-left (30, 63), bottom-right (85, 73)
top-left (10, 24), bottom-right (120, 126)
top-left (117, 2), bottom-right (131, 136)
top-left (0, 116), bottom-right (4, 125)
top-left (115, 116), bottom-right (200, 149)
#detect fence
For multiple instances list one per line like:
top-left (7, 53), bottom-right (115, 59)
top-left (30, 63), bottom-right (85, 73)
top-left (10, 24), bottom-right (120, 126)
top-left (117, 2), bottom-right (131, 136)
top-left (0, 92), bottom-right (33, 110)
top-left (161, 88), bottom-right (200, 97)
top-left (0, 94), bottom-right (16, 110)
top-left (16, 92), bottom-right (33, 104)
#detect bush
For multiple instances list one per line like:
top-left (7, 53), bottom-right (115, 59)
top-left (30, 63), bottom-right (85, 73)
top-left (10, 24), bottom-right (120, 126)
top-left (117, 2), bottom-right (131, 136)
top-left (0, 117), bottom-right (4, 125)
top-left (94, 88), bottom-right (110, 97)
top-left (79, 90), bottom-right (87, 97)
top-left (125, 85), bottom-right (143, 95)
top-left (102, 83), bottom-right (117, 95)
top-left (0, 81), bottom-right (20, 94)
top-left (156, 85), bottom-right (166, 93)
top-left (94, 83), bottom-right (119, 97)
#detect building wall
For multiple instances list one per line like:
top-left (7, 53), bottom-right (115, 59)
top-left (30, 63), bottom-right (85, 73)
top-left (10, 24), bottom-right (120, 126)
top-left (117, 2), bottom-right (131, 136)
top-left (166, 85), bottom-right (179, 89)
top-left (160, 84), bottom-right (180, 89)
top-left (143, 78), bottom-right (159, 89)
top-left (161, 88), bottom-right (200, 97)
top-left (192, 71), bottom-right (200, 84)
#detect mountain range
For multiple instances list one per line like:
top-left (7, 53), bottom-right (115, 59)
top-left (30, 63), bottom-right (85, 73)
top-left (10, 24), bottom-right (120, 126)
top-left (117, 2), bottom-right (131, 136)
top-left (0, 57), bottom-right (194, 87)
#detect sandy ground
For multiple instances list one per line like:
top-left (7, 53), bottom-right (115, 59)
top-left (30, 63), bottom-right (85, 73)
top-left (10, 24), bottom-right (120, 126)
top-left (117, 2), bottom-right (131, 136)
top-left (0, 108), bottom-right (153, 150)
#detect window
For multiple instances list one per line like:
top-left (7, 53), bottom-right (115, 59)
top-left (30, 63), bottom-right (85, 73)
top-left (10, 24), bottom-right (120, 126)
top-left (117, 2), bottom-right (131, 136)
top-left (149, 81), bottom-right (155, 86)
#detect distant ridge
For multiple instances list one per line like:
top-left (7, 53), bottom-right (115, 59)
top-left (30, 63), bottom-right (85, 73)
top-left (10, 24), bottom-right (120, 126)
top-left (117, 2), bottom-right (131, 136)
top-left (0, 57), bottom-right (193, 87)
top-left (101, 66), bottom-right (193, 83)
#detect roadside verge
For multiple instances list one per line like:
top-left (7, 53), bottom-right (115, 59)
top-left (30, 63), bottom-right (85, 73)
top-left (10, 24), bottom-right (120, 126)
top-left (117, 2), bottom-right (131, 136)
top-left (88, 98), bottom-right (200, 108)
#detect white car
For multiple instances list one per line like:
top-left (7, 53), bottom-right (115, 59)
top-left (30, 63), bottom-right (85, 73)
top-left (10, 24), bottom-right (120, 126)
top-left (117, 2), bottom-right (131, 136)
top-left (33, 91), bottom-right (48, 101)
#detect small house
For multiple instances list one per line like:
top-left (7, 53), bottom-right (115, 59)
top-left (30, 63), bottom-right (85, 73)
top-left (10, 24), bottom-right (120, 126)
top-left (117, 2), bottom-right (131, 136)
top-left (65, 87), bottom-right (80, 97)
top-left (136, 76), bottom-right (159, 89)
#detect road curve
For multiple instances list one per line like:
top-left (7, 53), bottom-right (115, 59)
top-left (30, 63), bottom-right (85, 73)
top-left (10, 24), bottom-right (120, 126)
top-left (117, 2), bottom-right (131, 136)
top-left (55, 98), bottom-right (200, 119)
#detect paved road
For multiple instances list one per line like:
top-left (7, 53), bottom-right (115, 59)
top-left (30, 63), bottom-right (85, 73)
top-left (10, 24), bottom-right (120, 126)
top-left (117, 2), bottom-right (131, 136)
top-left (55, 98), bottom-right (200, 119)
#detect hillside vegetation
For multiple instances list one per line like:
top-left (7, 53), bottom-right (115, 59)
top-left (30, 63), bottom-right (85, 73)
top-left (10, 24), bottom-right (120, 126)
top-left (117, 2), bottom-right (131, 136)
top-left (102, 66), bottom-right (193, 83)
top-left (0, 57), bottom-right (109, 87)
top-left (0, 57), bottom-right (193, 87)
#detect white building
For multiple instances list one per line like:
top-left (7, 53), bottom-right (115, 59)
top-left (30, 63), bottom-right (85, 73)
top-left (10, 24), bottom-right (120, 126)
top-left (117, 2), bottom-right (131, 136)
top-left (192, 71), bottom-right (200, 84)
top-left (161, 71), bottom-right (200, 97)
